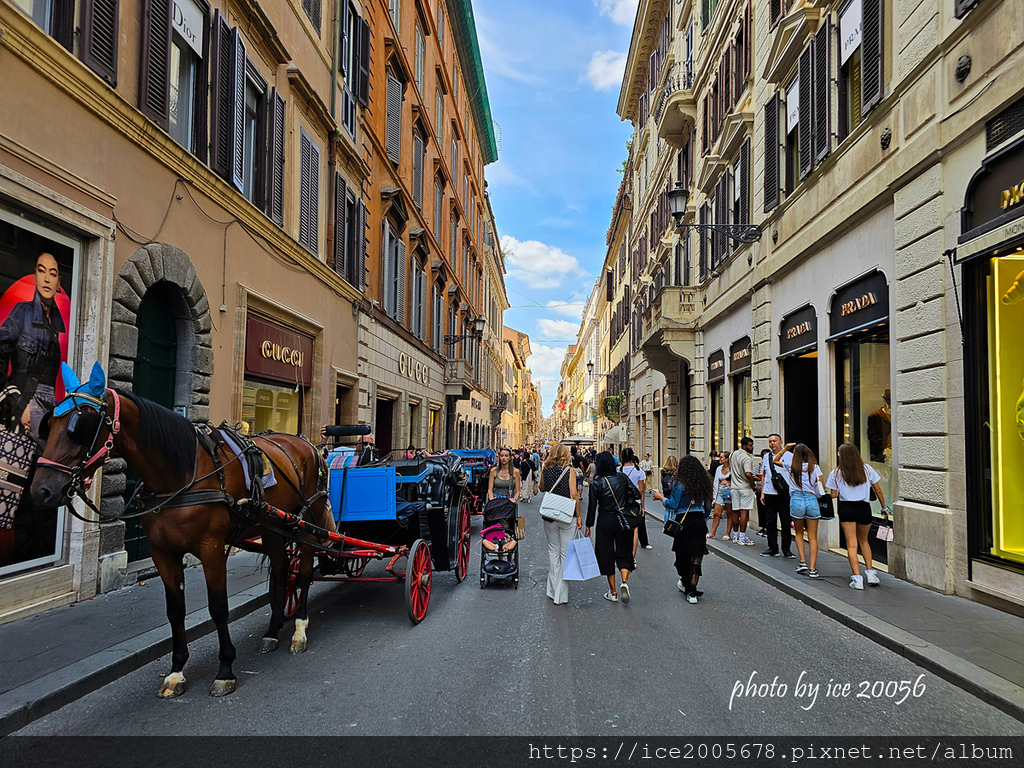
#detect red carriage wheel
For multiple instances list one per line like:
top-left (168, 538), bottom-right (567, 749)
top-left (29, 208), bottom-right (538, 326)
top-left (283, 552), bottom-right (301, 619)
top-left (405, 539), bottom-right (432, 624)
top-left (454, 501), bottom-right (471, 583)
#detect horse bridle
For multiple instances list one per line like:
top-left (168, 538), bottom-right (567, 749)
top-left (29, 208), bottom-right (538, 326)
top-left (36, 389), bottom-right (121, 516)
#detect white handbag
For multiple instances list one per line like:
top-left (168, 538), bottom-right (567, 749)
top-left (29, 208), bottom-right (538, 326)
top-left (539, 465), bottom-right (577, 524)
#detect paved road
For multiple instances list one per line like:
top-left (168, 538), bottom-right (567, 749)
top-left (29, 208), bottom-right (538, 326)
top-left (16, 490), bottom-right (1022, 736)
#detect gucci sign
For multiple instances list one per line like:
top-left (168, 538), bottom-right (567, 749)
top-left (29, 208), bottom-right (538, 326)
top-left (399, 353), bottom-right (431, 385)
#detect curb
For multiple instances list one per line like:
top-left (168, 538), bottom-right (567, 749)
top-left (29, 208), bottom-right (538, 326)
top-left (710, 541), bottom-right (1024, 724)
top-left (0, 584), bottom-right (270, 737)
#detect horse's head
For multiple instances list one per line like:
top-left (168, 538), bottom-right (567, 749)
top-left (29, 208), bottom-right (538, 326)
top-left (31, 362), bottom-right (117, 509)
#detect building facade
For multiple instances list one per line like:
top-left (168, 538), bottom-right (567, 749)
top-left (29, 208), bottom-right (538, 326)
top-left (609, 0), bottom-right (1024, 610)
top-left (0, 0), bottom-right (506, 621)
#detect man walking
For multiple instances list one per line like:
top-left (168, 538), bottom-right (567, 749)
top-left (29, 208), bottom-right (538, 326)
top-left (760, 434), bottom-right (794, 558)
top-left (729, 437), bottom-right (757, 545)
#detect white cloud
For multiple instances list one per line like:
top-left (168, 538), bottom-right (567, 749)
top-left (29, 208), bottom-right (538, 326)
top-left (527, 344), bottom-right (568, 378)
top-left (501, 235), bottom-right (584, 290)
top-left (537, 318), bottom-right (581, 340)
top-left (546, 300), bottom-right (585, 319)
top-left (595, 0), bottom-right (639, 26)
top-left (586, 50), bottom-right (627, 92)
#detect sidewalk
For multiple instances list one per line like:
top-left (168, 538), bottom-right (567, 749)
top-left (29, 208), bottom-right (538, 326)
top-left (708, 535), bottom-right (1024, 722)
top-left (0, 551), bottom-right (271, 736)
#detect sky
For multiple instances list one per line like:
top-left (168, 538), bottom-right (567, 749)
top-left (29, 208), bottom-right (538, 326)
top-left (474, 0), bottom-right (637, 417)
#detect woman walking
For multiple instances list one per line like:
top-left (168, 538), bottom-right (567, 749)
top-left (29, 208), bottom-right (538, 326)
top-left (827, 443), bottom-right (887, 589)
top-left (653, 456), bottom-right (714, 603)
top-left (661, 456), bottom-right (678, 496)
top-left (520, 450), bottom-right (536, 503)
top-left (708, 453), bottom-right (732, 540)
top-left (620, 448), bottom-right (651, 552)
top-left (776, 443), bottom-right (824, 578)
top-left (585, 452), bottom-right (642, 603)
top-left (488, 447), bottom-right (521, 504)
top-left (538, 444), bottom-right (580, 605)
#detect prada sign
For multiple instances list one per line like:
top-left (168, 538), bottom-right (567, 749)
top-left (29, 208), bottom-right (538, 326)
top-left (730, 337), bottom-right (752, 374)
top-left (245, 314), bottom-right (314, 387)
top-left (829, 271), bottom-right (889, 340)
top-left (779, 305), bottom-right (817, 358)
top-left (708, 349), bottom-right (726, 383)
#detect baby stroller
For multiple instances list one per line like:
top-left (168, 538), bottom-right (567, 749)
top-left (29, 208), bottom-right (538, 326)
top-left (480, 496), bottom-right (519, 589)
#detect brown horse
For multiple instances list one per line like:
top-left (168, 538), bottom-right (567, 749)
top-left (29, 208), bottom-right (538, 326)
top-left (30, 365), bottom-right (331, 698)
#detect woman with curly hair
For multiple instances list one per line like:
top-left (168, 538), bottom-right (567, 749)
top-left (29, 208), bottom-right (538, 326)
top-left (653, 456), bottom-right (714, 603)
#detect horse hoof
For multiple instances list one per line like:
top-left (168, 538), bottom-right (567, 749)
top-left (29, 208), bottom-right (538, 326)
top-left (260, 637), bottom-right (279, 654)
top-left (209, 679), bottom-right (237, 697)
top-left (157, 672), bottom-right (187, 698)
top-left (289, 637), bottom-right (308, 655)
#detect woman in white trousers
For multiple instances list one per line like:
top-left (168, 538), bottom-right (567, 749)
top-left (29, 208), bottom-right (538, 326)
top-left (539, 443), bottom-right (580, 604)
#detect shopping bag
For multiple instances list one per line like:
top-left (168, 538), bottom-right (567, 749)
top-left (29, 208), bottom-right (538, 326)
top-left (563, 533), bottom-right (601, 581)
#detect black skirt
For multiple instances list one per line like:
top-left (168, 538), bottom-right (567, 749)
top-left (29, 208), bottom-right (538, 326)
top-left (671, 513), bottom-right (709, 559)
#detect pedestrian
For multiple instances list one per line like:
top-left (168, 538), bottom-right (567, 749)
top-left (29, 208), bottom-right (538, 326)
top-left (759, 434), bottom-right (794, 558)
top-left (488, 447), bottom-right (521, 503)
top-left (707, 451), bottom-right (722, 474)
top-left (640, 453), bottom-right (654, 491)
top-left (538, 443), bottom-right (581, 605)
top-left (585, 451), bottom-right (642, 603)
top-left (708, 452), bottom-right (732, 540)
top-left (728, 437), bottom-right (757, 546)
top-left (520, 450), bottom-right (536, 503)
top-left (754, 449), bottom-right (770, 536)
top-left (827, 443), bottom-right (887, 589)
top-left (653, 455), bottom-right (714, 603)
top-left (620, 448), bottom-right (651, 552)
top-left (776, 442), bottom-right (823, 578)
top-left (660, 456), bottom-right (678, 496)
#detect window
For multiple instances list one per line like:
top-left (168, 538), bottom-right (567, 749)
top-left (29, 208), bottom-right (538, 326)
top-left (450, 214), bottom-right (457, 266)
top-left (785, 77), bottom-right (799, 196)
top-left (432, 285), bottom-right (444, 353)
top-left (434, 178), bottom-right (444, 236)
top-left (414, 25), bottom-right (425, 94)
top-left (764, 93), bottom-right (782, 212)
top-left (838, 0), bottom-right (882, 139)
top-left (241, 68), bottom-right (266, 204)
top-left (389, 0), bottom-right (400, 33)
top-left (301, 0), bottom-right (321, 34)
top-left (412, 263), bottom-right (427, 340)
top-left (709, 382), bottom-right (725, 452)
top-left (437, 3), bottom-right (445, 52)
top-left (435, 89), bottom-right (444, 143)
top-left (733, 373), bottom-right (752, 446)
top-left (413, 132), bottom-right (425, 208)
top-left (386, 72), bottom-right (403, 165)
top-left (451, 136), bottom-right (458, 174)
top-left (299, 130), bottom-right (320, 254)
top-left (381, 219), bottom-right (407, 322)
top-left (168, 32), bottom-right (199, 151)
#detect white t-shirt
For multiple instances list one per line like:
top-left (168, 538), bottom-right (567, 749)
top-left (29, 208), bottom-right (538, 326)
top-left (781, 455), bottom-right (822, 494)
top-left (761, 452), bottom-right (789, 495)
top-left (622, 464), bottom-right (645, 491)
top-left (826, 464), bottom-right (881, 502)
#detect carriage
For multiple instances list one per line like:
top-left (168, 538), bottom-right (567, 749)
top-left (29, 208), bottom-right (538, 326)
top-left (247, 440), bottom-right (473, 625)
top-left (449, 448), bottom-right (496, 517)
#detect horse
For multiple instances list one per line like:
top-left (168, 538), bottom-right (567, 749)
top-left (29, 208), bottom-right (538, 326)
top-left (30, 362), bottom-right (332, 698)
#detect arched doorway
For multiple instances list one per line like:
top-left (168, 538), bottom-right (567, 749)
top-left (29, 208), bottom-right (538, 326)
top-left (123, 285), bottom-right (178, 561)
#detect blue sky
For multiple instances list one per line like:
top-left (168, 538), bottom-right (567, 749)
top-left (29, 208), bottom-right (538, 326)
top-left (475, 0), bottom-right (637, 416)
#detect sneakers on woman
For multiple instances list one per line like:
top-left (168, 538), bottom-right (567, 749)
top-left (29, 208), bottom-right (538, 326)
top-left (808, 569), bottom-right (820, 579)
top-left (850, 575), bottom-right (864, 590)
top-left (686, 594), bottom-right (698, 604)
top-left (865, 569), bottom-right (880, 586)
top-left (603, 590), bottom-right (618, 602)
top-left (620, 583), bottom-right (631, 604)
top-left (796, 562), bottom-right (809, 574)
top-left (677, 578), bottom-right (686, 592)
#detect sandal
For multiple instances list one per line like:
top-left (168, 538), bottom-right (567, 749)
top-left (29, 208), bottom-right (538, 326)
top-left (603, 590), bottom-right (618, 602)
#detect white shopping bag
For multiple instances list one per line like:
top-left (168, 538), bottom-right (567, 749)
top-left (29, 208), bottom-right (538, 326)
top-left (564, 532), bottom-right (601, 581)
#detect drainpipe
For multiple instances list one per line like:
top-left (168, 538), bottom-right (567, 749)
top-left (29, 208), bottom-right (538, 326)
top-left (326, 5), bottom-right (341, 272)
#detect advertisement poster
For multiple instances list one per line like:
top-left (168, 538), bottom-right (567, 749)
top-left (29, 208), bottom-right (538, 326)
top-left (990, 253), bottom-right (1024, 564)
top-left (0, 211), bottom-right (75, 575)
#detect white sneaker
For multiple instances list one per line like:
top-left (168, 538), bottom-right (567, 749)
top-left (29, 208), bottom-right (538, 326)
top-left (620, 582), bottom-right (631, 604)
top-left (677, 578), bottom-right (686, 592)
top-left (644, 545), bottom-right (654, 550)
top-left (865, 569), bottom-right (880, 586)
top-left (742, 536), bottom-right (755, 546)
top-left (686, 594), bottom-right (698, 604)
top-left (850, 575), bottom-right (864, 590)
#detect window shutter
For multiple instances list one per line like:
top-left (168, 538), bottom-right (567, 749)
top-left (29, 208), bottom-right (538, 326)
top-left (745, 3), bottom-right (752, 83)
top-left (357, 18), bottom-right (371, 107)
top-left (80, 0), bottom-right (120, 86)
top-left (734, 30), bottom-right (744, 102)
top-left (701, 0), bottom-right (710, 29)
top-left (339, 0), bottom-right (349, 74)
top-left (382, 220), bottom-right (393, 316)
top-left (954, 0), bottom-right (977, 18)
top-left (861, 0), bottom-right (884, 114)
top-left (699, 203), bottom-right (709, 281)
top-left (418, 270), bottom-right (428, 340)
top-left (814, 21), bottom-right (830, 166)
top-left (334, 173), bottom-right (347, 277)
top-left (764, 94), bottom-right (780, 212)
top-left (52, 0), bottom-right (75, 51)
top-left (269, 90), bottom-right (286, 226)
top-left (798, 45), bottom-right (812, 181)
top-left (386, 73), bottom-right (402, 164)
top-left (356, 201), bottom-right (367, 290)
top-left (211, 13), bottom-right (234, 180)
top-left (231, 30), bottom-right (246, 191)
top-left (739, 139), bottom-right (750, 227)
top-left (397, 239), bottom-right (407, 324)
top-left (137, 0), bottom-right (169, 125)
top-left (413, 133), bottom-right (424, 208)
top-left (724, 44), bottom-right (733, 112)
top-left (299, 133), bottom-right (320, 254)
top-left (303, 0), bottom-right (321, 35)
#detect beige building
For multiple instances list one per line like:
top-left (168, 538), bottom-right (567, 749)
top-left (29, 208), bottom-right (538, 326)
top-left (610, 0), bottom-right (1024, 609)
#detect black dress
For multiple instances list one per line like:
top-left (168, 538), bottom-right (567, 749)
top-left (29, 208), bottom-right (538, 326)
top-left (666, 481), bottom-right (709, 595)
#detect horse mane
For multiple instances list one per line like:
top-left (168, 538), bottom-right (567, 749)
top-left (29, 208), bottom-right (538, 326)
top-left (115, 389), bottom-right (197, 484)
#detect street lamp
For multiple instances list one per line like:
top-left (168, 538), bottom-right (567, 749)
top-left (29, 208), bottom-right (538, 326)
top-left (667, 181), bottom-right (762, 244)
top-left (443, 315), bottom-right (486, 357)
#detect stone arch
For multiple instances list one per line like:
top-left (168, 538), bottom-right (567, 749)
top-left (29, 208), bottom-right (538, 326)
top-left (109, 243), bottom-right (213, 423)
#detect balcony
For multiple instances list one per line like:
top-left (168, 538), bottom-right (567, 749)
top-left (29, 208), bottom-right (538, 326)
top-left (444, 358), bottom-right (473, 398)
top-left (640, 286), bottom-right (701, 375)
top-left (490, 391), bottom-right (509, 413)
top-left (655, 62), bottom-right (696, 149)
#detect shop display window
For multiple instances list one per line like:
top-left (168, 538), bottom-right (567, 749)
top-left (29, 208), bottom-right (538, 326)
top-left (709, 381), bottom-right (725, 453)
top-left (733, 373), bottom-right (752, 448)
top-left (242, 379), bottom-right (301, 435)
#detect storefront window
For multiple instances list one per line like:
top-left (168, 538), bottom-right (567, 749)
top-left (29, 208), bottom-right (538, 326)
top-left (242, 380), bottom-right (300, 434)
top-left (709, 382), bottom-right (725, 452)
top-left (733, 374), bottom-right (752, 447)
top-left (0, 208), bottom-right (78, 577)
top-left (984, 250), bottom-right (1024, 565)
top-left (242, 314), bottom-right (312, 438)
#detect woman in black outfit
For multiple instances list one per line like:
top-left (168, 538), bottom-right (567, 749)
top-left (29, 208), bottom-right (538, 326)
top-left (653, 455), bottom-right (714, 603)
top-left (585, 452), bottom-right (642, 604)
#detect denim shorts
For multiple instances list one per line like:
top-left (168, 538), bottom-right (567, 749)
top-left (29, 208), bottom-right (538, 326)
top-left (789, 491), bottom-right (820, 520)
